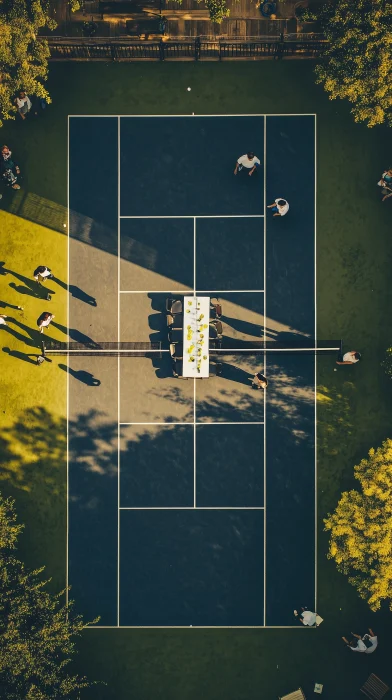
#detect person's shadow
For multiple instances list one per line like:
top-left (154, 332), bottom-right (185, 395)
top-left (53, 278), bottom-right (97, 306)
top-left (0, 299), bottom-right (22, 310)
top-left (2, 346), bottom-right (40, 365)
top-left (5, 268), bottom-right (55, 298)
top-left (51, 321), bottom-right (95, 345)
top-left (58, 364), bottom-right (101, 386)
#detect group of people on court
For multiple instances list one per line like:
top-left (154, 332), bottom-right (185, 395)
top-left (342, 628), bottom-right (378, 654)
top-left (234, 151), bottom-right (289, 217)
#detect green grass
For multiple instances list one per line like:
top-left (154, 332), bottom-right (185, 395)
top-left (1, 60), bottom-right (392, 699)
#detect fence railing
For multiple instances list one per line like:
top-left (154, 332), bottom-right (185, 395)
top-left (46, 35), bottom-right (328, 60)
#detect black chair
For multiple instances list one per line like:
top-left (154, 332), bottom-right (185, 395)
top-left (172, 358), bottom-right (188, 379)
top-left (168, 328), bottom-right (183, 345)
top-left (166, 313), bottom-right (183, 329)
top-left (166, 297), bottom-right (183, 315)
top-left (210, 298), bottom-right (222, 319)
top-left (208, 361), bottom-right (223, 378)
top-left (170, 342), bottom-right (183, 359)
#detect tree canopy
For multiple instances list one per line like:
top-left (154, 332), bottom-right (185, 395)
top-left (314, 0), bottom-right (392, 127)
top-left (324, 439), bottom-right (392, 611)
top-left (0, 0), bottom-right (56, 126)
top-left (0, 492), bottom-right (97, 699)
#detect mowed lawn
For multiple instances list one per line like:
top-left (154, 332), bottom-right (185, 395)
top-left (1, 60), bottom-right (392, 699)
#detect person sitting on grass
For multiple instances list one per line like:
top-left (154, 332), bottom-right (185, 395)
top-left (336, 350), bottom-right (361, 365)
top-left (234, 151), bottom-right (260, 177)
top-left (267, 198), bottom-right (289, 217)
top-left (342, 633), bottom-right (367, 652)
top-left (294, 607), bottom-right (317, 626)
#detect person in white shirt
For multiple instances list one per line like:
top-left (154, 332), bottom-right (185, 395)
top-left (267, 198), bottom-right (289, 217)
top-left (336, 350), bottom-right (361, 365)
top-left (362, 628), bottom-right (378, 654)
top-left (0, 314), bottom-right (8, 326)
top-left (14, 91), bottom-right (32, 120)
top-left (294, 607), bottom-right (317, 626)
top-left (234, 152), bottom-right (261, 177)
top-left (342, 634), bottom-right (367, 652)
top-left (33, 266), bottom-right (54, 284)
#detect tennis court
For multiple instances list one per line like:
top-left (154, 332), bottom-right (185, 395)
top-left (63, 114), bottom-right (328, 628)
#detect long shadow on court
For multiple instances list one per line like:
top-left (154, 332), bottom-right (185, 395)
top-left (53, 277), bottom-right (97, 306)
top-left (2, 346), bottom-right (41, 364)
top-left (59, 364), bottom-right (101, 386)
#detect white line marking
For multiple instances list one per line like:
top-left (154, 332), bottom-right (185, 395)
top-left (212, 347), bottom-right (339, 352)
top-left (46, 349), bottom-right (170, 354)
top-left (119, 422), bottom-right (264, 426)
top-left (119, 507), bottom-right (264, 510)
top-left (314, 113), bottom-right (318, 614)
top-left (69, 114), bottom-right (317, 118)
top-left (263, 114), bottom-right (267, 628)
top-left (119, 215), bottom-right (264, 219)
top-left (85, 624), bottom-right (314, 629)
top-left (66, 115), bottom-right (70, 609)
top-left (119, 290), bottom-right (265, 294)
top-left (193, 217), bottom-right (197, 508)
top-left (117, 115), bottom-right (121, 628)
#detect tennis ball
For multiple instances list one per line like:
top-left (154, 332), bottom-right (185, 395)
top-left (187, 87), bottom-right (191, 91)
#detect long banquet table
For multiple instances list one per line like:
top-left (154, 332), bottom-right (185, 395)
top-left (182, 296), bottom-right (210, 378)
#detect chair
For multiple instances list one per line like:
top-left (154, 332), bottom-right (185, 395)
top-left (208, 361), bottom-right (223, 377)
top-left (172, 358), bottom-right (188, 379)
top-left (210, 298), bottom-right (222, 319)
top-left (168, 328), bottom-right (183, 345)
top-left (166, 313), bottom-right (183, 329)
top-left (361, 675), bottom-right (389, 700)
top-left (279, 689), bottom-right (306, 700)
top-left (170, 343), bottom-right (183, 359)
top-left (166, 297), bottom-right (183, 315)
top-left (210, 319), bottom-right (223, 339)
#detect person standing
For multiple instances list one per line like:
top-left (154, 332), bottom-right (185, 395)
top-left (0, 314), bottom-right (8, 326)
top-left (33, 266), bottom-right (54, 284)
top-left (363, 629), bottom-right (378, 654)
top-left (234, 152), bottom-right (261, 177)
top-left (267, 199), bottom-right (290, 217)
top-left (14, 91), bottom-right (32, 120)
top-left (252, 372), bottom-right (268, 390)
top-left (37, 312), bottom-right (55, 334)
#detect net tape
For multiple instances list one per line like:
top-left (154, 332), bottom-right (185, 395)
top-left (42, 340), bottom-right (341, 357)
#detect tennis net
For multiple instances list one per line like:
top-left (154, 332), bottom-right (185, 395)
top-left (41, 339), bottom-right (341, 357)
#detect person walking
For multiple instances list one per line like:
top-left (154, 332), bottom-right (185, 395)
top-left (342, 633), bottom-right (367, 652)
top-left (251, 372), bottom-right (268, 390)
top-left (267, 199), bottom-right (289, 217)
top-left (234, 152), bottom-right (261, 177)
top-left (37, 312), bottom-right (55, 334)
top-left (0, 314), bottom-right (8, 326)
top-left (378, 169), bottom-right (392, 202)
top-left (33, 266), bottom-right (54, 284)
top-left (336, 350), bottom-right (361, 365)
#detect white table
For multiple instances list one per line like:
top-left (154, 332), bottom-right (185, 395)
top-left (182, 296), bottom-right (210, 378)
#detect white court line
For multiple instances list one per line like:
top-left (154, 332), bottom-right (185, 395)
top-left (117, 116), bottom-right (121, 628)
top-left (119, 215), bottom-right (264, 219)
top-left (85, 624), bottom-right (314, 629)
top-left (314, 114), bottom-right (318, 615)
top-left (46, 349), bottom-right (170, 354)
top-left (193, 217), bottom-right (197, 508)
top-left (66, 116), bottom-right (70, 609)
top-left (70, 114), bottom-right (316, 118)
top-left (119, 290), bottom-right (265, 294)
top-left (119, 507), bottom-right (264, 510)
top-left (263, 114), bottom-right (267, 628)
top-left (120, 422), bottom-right (264, 426)
top-left (212, 347), bottom-right (339, 352)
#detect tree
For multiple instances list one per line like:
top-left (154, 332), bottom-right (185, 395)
top-left (0, 0), bottom-right (57, 127)
top-left (314, 0), bottom-right (392, 128)
top-left (324, 439), bottom-right (392, 611)
top-left (0, 492), bottom-right (98, 699)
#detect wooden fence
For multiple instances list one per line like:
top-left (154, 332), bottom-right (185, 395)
top-left (46, 35), bottom-right (328, 60)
